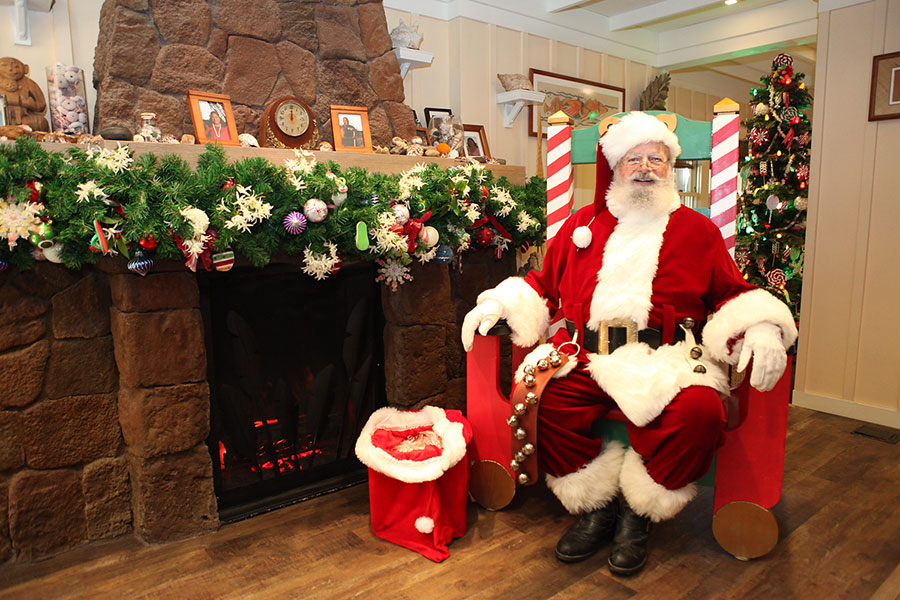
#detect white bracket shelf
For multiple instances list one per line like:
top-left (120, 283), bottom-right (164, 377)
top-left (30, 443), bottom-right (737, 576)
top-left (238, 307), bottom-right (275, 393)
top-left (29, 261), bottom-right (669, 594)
top-left (393, 47), bottom-right (434, 79)
top-left (496, 89), bottom-right (546, 128)
top-left (2, 0), bottom-right (55, 46)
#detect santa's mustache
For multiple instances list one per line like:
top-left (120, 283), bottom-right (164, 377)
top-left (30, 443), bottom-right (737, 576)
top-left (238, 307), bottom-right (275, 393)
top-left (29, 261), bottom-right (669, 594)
top-left (628, 171), bottom-right (664, 184)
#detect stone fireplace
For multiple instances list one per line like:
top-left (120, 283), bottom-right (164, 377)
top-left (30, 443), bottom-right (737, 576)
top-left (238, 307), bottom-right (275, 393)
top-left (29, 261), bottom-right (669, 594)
top-left (0, 250), bottom-right (514, 563)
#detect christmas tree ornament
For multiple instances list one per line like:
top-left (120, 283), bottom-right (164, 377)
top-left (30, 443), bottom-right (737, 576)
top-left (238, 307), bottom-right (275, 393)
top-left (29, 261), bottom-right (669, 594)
top-left (138, 234), bottom-right (158, 250)
top-left (750, 127), bottom-right (769, 147)
top-left (435, 244), bottom-right (454, 265)
top-left (127, 249), bottom-right (154, 276)
top-left (766, 195), bottom-right (781, 210)
top-left (370, 193), bottom-right (380, 205)
top-left (419, 225), bottom-right (439, 248)
top-left (303, 198), bottom-right (328, 223)
top-left (283, 211), bottom-right (308, 235)
top-left (89, 220), bottom-right (110, 254)
top-left (42, 242), bottom-right (64, 263)
top-left (794, 196), bottom-right (808, 210)
top-left (0, 258), bottom-right (7, 273)
top-left (29, 222), bottom-right (54, 248)
top-left (356, 221), bottom-right (370, 251)
top-left (773, 53), bottom-right (793, 68)
top-left (481, 185), bottom-right (489, 201)
top-left (331, 254), bottom-right (343, 275)
top-left (212, 249), bottom-right (235, 272)
top-left (393, 204), bottom-right (410, 225)
top-left (475, 227), bottom-right (494, 247)
top-left (766, 268), bottom-right (787, 288)
top-left (753, 103), bottom-right (770, 116)
top-left (223, 179), bottom-right (235, 189)
top-left (735, 247), bottom-right (751, 268)
top-left (572, 225), bottom-right (593, 249)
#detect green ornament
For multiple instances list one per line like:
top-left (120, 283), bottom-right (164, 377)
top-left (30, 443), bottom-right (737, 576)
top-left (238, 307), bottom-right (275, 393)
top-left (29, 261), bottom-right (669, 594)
top-left (355, 221), bottom-right (370, 251)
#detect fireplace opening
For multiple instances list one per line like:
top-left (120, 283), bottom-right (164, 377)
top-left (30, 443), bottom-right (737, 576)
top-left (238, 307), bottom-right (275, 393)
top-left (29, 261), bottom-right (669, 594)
top-left (199, 263), bottom-right (386, 522)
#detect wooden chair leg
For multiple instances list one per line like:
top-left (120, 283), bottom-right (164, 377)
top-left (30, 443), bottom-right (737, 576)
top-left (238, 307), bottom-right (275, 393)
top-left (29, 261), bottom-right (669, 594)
top-left (712, 500), bottom-right (779, 560)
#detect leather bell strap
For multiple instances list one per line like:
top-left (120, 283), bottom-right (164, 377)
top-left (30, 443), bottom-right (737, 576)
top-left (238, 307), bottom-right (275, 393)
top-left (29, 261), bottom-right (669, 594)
top-left (507, 349), bottom-right (570, 486)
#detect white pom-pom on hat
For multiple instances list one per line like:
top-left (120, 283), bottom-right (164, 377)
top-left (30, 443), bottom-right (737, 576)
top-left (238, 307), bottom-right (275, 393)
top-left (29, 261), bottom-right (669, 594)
top-left (600, 111), bottom-right (682, 168)
top-left (415, 516), bottom-right (435, 534)
top-left (572, 225), bottom-right (593, 249)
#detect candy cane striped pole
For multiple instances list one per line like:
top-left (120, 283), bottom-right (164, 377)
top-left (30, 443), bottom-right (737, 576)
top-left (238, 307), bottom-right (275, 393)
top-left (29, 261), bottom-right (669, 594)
top-left (710, 98), bottom-right (741, 258)
top-left (546, 110), bottom-right (574, 241)
top-left (545, 111), bottom-right (574, 335)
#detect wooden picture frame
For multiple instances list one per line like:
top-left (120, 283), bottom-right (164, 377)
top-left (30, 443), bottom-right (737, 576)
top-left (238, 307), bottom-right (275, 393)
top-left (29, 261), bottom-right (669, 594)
top-left (868, 51), bottom-right (900, 121)
top-left (424, 106), bottom-right (452, 125)
top-left (330, 105), bottom-right (372, 152)
top-left (463, 124), bottom-right (490, 159)
top-left (415, 126), bottom-right (430, 145)
top-left (528, 68), bottom-right (625, 137)
top-left (187, 90), bottom-right (239, 146)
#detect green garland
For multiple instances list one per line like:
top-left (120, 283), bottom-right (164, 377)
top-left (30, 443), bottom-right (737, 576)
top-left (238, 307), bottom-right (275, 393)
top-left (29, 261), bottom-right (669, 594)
top-left (0, 138), bottom-right (547, 288)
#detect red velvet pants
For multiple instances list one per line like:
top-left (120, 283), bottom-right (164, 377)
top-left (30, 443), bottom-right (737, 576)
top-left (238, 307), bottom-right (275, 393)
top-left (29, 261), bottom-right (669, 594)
top-left (536, 365), bottom-right (727, 490)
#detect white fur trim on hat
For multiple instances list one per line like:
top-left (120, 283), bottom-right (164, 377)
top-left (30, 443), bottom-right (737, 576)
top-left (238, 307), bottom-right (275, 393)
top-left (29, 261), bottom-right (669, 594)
top-left (415, 516), bottom-right (435, 534)
top-left (619, 447), bottom-right (696, 522)
top-left (600, 112), bottom-right (682, 169)
top-left (477, 276), bottom-right (551, 347)
top-left (354, 406), bottom-right (468, 483)
top-left (702, 288), bottom-right (798, 364)
top-left (545, 441), bottom-right (626, 514)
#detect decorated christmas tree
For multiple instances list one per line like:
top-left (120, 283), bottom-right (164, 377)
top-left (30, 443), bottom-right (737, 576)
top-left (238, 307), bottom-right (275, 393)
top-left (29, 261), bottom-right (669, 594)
top-left (736, 53), bottom-right (812, 319)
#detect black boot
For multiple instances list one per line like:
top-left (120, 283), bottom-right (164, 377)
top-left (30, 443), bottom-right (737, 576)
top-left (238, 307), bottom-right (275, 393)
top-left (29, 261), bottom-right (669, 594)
top-left (555, 497), bottom-right (619, 563)
top-left (608, 499), bottom-right (652, 576)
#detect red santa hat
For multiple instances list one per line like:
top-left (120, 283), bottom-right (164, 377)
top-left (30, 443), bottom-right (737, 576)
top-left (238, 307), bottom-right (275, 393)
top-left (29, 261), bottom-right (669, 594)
top-left (593, 111), bottom-right (682, 212)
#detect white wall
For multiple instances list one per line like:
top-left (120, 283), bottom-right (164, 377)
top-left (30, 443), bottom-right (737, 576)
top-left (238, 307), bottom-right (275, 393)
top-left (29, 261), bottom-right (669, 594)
top-left (0, 0), bottom-right (103, 128)
top-left (793, 0), bottom-right (900, 428)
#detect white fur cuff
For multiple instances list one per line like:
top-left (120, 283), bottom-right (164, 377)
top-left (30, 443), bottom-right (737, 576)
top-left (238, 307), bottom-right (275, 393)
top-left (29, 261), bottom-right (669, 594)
top-left (546, 441), bottom-right (626, 514)
top-left (619, 448), bottom-right (696, 522)
top-left (702, 288), bottom-right (798, 364)
top-left (477, 277), bottom-right (550, 347)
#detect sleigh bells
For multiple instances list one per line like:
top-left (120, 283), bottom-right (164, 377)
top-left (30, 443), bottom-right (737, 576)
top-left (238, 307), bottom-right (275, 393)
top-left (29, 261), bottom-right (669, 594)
top-left (507, 347), bottom-right (572, 487)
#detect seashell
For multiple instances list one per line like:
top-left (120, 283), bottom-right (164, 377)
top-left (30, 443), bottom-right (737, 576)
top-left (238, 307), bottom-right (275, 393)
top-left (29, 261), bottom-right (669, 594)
top-left (389, 19), bottom-right (423, 49)
top-left (238, 133), bottom-right (259, 147)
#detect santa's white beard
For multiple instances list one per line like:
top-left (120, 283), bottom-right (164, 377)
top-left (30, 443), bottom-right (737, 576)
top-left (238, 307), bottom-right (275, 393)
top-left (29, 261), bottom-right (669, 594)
top-left (605, 171), bottom-right (681, 220)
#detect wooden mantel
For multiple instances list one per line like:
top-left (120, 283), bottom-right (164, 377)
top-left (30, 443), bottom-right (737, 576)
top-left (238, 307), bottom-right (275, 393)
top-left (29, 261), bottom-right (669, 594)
top-left (33, 141), bottom-right (527, 187)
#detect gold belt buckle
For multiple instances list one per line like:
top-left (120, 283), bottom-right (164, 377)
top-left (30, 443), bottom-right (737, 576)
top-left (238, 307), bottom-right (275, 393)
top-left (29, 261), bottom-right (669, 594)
top-left (598, 319), bottom-right (638, 355)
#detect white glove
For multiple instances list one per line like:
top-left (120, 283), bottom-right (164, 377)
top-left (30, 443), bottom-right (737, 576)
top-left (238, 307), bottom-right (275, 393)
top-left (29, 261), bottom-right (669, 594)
top-left (736, 322), bottom-right (787, 392)
top-left (461, 299), bottom-right (507, 352)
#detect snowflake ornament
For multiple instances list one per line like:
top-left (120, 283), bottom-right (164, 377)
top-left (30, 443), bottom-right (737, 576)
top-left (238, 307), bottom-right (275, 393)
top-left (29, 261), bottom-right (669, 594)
top-left (0, 198), bottom-right (41, 249)
top-left (376, 258), bottom-right (413, 291)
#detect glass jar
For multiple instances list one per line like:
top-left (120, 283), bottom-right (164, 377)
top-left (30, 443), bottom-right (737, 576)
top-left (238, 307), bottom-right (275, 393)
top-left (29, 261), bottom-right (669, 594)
top-left (138, 112), bottom-right (161, 141)
top-left (427, 114), bottom-right (464, 157)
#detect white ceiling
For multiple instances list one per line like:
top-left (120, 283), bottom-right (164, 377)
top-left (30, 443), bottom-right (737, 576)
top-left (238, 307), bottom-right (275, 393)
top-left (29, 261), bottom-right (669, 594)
top-left (386, 0), bottom-right (821, 79)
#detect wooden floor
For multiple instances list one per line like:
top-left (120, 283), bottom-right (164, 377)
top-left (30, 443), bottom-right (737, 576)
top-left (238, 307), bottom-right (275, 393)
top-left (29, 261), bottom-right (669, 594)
top-left (2, 406), bottom-right (899, 600)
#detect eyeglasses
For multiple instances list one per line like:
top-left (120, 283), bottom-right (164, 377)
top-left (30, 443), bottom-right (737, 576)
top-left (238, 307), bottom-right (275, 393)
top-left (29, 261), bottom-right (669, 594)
top-left (622, 153), bottom-right (668, 168)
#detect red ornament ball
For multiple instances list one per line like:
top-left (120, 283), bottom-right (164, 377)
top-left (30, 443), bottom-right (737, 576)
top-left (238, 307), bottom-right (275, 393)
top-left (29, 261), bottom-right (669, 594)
top-left (138, 234), bottom-right (158, 250)
top-left (223, 180), bottom-right (235, 189)
top-left (476, 227), bottom-right (494, 247)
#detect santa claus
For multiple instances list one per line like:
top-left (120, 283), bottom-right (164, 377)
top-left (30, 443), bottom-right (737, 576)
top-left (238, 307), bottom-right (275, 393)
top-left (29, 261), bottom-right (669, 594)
top-left (461, 111), bottom-right (797, 576)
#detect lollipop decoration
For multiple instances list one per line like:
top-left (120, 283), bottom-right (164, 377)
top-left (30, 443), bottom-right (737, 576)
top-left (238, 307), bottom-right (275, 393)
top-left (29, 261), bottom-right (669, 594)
top-left (766, 268), bottom-right (787, 288)
top-left (283, 211), bottom-right (308, 235)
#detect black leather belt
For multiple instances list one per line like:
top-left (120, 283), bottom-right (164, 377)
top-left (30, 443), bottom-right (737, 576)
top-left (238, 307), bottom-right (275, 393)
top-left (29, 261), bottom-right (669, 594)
top-left (565, 319), bottom-right (685, 354)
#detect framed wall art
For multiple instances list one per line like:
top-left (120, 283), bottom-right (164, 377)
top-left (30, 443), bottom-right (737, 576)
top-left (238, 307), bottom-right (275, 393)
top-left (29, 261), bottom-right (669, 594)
top-left (528, 68), bottom-right (625, 137)
top-left (868, 51), bottom-right (900, 121)
top-left (424, 106), bottom-right (452, 125)
top-left (330, 105), bottom-right (372, 152)
top-left (187, 90), bottom-right (239, 146)
top-left (463, 124), bottom-right (490, 159)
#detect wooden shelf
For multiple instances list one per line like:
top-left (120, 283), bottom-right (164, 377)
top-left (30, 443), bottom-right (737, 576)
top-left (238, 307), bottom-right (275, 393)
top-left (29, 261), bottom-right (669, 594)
top-left (31, 141), bottom-right (527, 186)
top-left (496, 89), bottom-right (546, 128)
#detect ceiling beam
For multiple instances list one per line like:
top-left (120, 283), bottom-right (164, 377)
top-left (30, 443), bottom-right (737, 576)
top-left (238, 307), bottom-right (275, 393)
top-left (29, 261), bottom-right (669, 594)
top-left (608, 0), bottom-right (727, 31)
top-left (545, 0), bottom-right (588, 12)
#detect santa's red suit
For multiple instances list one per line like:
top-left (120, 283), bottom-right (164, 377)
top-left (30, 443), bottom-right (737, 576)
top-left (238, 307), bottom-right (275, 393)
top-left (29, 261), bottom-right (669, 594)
top-left (470, 114), bottom-right (797, 523)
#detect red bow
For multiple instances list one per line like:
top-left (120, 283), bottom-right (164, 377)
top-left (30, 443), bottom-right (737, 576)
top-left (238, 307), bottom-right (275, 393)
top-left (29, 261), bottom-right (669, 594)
top-left (403, 211), bottom-right (432, 253)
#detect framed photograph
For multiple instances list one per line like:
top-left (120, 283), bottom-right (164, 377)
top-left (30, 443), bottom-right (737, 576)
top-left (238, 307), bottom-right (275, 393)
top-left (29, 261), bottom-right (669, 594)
top-left (0, 94), bottom-right (7, 127)
top-left (868, 51), bottom-right (900, 121)
top-left (424, 106), bottom-right (452, 125)
top-left (187, 90), bottom-right (239, 146)
top-left (528, 68), bottom-right (625, 137)
top-left (415, 126), bottom-right (430, 145)
top-left (330, 105), bottom-right (372, 152)
top-left (463, 124), bottom-right (490, 159)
